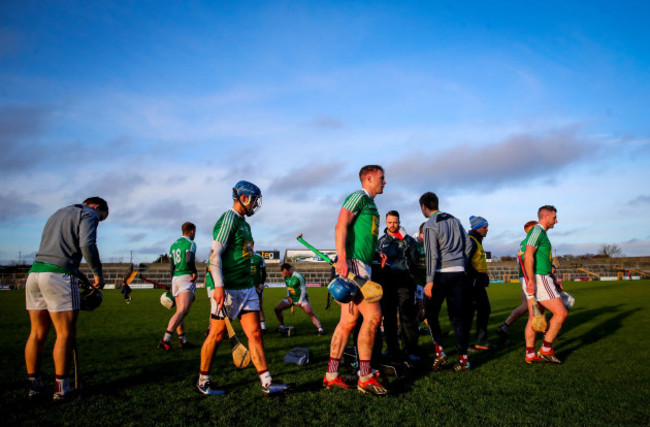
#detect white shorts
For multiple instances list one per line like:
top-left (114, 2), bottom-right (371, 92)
top-left (348, 259), bottom-right (371, 280)
top-left (532, 274), bottom-right (561, 301)
top-left (415, 285), bottom-right (424, 301)
top-left (211, 287), bottom-right (260, 319)
top-left (25, 272), bottom-right (80, 312)
top-left (207, 287), bottom-right (218, 315)
top-left (171, 274), bottom-right (196, 297)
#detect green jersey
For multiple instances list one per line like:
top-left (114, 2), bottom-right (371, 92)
top-left (250, 252), bottom-right (266, 286)
top-left (169, 236), bottom-right (197, 276)
top-left (342, 189), bottom-right (380, 265)
top-left (524, 224), bottom-right (553, 275)
top-left (284, 271), bottom-right (307, 304)
top-left (209, 209), bottom-right (254, 290)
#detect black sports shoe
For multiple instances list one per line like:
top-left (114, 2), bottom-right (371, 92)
top-left (453, 361), bottom-right (470, 372)
top-left (432, 353), bottom-right (447, 371)
top-left (52, 389), bottom-right (79, 402)
top-left (158, 339), bottom-right (171, 351)
top-left (28, 379), bottom-right (44, 401)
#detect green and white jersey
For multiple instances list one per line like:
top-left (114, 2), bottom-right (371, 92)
top-left (342, 189), bottom-right (380, 265)
top-left (284, 271), bottom-right (307, 304)
top-left (169, 236), bottom-right (196, 276)
top-left (250, 252), bottom-right (266, 286)
top-left (524, 224), bottom-right (553, 275)
top-left (211, 209), bottom-right (254, 290)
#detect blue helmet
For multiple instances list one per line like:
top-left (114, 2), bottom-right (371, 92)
top-left (327, 277), bottom-right (358, 303)
top-left (232, 180), bottom-right (262, 216)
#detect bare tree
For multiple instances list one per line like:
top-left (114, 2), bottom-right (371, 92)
top-left (598, 244), bottom-right (622, 258)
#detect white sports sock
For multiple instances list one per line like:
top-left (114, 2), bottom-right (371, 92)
top-left (260, 321), bottom-right (266, 329)
top-left (163, 332), bottom-right (172, 342)
top-left (259, 371), bottom-right (272, 388)
top-left (198, 374), bottom-right (210, 387)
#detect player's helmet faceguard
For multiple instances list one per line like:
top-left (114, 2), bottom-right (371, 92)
top-left (232, 180), bottom-right (262, 216)
top-left (327, 277), bottom-right (358, 303)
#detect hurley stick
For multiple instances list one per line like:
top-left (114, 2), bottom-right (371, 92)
top-left (296, 234), bottom-right (382, 303)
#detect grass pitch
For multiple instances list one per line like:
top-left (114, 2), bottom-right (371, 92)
top-left (1, 280), bottom-right (649, 425)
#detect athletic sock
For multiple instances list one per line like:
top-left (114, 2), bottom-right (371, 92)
top-left (541, 341), bottom-right (552, 353)
top-left (526, 346), bottom-right (536, 358)
top-left (260, 321), bottom-right (266, 330)
top-left (499, 323), bottom-right (509, 332)
top-left (359, 360), bottom-right (371, 378)
top-left (178, 334), bottom-right (187, 344)
top-left (28, 374), bottom-right (43, 388)
top-left (198, 374), bottom-right (210, 387)
top-left (163, 331), bottom-right (173, 342)
top-left (327, 357), bottom-right (340, 374)
top-left (55, 376), bottom-right (70, 394)
top-left (459, 354), bottom-right (469, 365)
top-left (258, 370), bottom-right (272, 388)
top-left (435, 343), bottom-right (445, 358)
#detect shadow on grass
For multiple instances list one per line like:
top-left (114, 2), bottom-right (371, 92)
top-left (553, 305), bottom-right (640, 361)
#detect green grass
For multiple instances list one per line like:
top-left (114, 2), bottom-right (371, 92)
top-left (1, 281), bottom-right (649, 425)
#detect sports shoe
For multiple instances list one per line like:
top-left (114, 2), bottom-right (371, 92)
top-left (537, 349), bottom-right (562, 364)
top-left (474, 343), bottom-right (495, 351)
top-left (158, 339), bottom-right (171, 351)
top-left (52, 389), bottom-right (79, 402)
top-left (28, 379), bottom-right (44, 401)
top-left (525, 354), bottom-right (547, 364)
top-left (196, 380), bottom-right (225, 396)
top-left (357, 375), bottom-right (388, 396)
top-left (262, 382), bottom-right (290, 395)
top-left (453, 361), bottom-right (470, 372)
top-left (323, 375), bottom-right (350, 390)
top-left (432, 353), bottom-right (447, 371)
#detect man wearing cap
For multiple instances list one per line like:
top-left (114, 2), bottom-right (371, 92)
top-left (467, 215), bottom-right (493, 350)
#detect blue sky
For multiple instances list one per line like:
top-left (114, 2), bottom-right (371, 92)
top-left (1, 1), bottom-right (649, 264)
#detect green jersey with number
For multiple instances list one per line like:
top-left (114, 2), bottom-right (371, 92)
top-left (284, 271), bottom-right (306, 304)
top-left (250, 252), bottom-right (266, 286)
top-left (342, 190), bottom-right (380, 265)
top-left (169, 236), bottom-right (196, 276)
top-left (524, 224), bottom-right (553, 275)
top-left (211, 209), bottom-right (254, 290)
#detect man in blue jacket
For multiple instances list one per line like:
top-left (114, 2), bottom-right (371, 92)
top-left (376, 210), bottom-right (420, 361)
